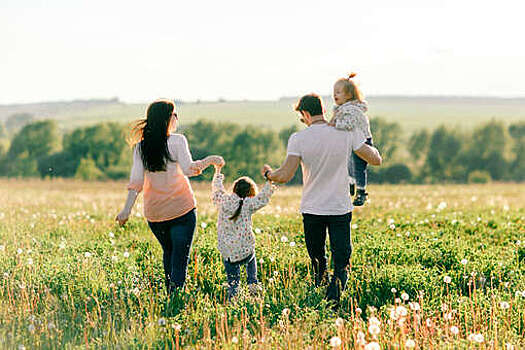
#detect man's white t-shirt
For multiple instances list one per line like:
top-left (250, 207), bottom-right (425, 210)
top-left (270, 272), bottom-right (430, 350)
top-left (287, 123), bottom-right (366, 215)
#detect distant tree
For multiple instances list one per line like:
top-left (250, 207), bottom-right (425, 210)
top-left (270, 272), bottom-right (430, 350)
top-left (0, 122), bottom-right (7, 138)
top-left (508, 121), bottom-right (525, 181)
top-left (408, 129), bottom-right (430, 161)
top-left (5, 113), bottom-right (34, 132)
top-left (369, 117), bottom-right (402, 162)
top-left (423, 126), bottom-right (465, 182)
top-left (8, 120), bottom-right (60, 160)
top-left (75, 158), bottom-right (106, 180)
top-left (63, 122), bottom-right (128, 175)
top-left (461, 120), bottom-right (508, 180)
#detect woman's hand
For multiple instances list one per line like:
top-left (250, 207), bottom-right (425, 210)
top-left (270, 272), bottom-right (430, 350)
top-left (116, 209), bottom-right (130, 226)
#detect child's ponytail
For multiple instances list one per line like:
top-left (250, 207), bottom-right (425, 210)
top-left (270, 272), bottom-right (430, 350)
top-left (229, 199), bottom-right (244, 221)
top-left (348, 72), bottom-right (357, 79)
top-left (229, 176), bottom-right (257, 221)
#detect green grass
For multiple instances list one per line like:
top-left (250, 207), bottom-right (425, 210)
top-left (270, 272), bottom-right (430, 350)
top-left (0, 180), bottom-right (524, 348)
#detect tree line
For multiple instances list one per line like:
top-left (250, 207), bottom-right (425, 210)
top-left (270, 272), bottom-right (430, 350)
top-left (0, 118), bottom-right (523, 183)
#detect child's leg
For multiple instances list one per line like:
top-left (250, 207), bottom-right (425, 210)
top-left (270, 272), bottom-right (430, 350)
top-left (223, 259), bottom-right (241, 299)
top-left (246, 254), bottom-right (258, 285)
top-left (353, 138), bottom-right (373, 189)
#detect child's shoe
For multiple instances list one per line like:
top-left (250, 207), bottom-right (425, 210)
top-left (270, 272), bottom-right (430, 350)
top-left (353, 189), bottom-right (368, 206)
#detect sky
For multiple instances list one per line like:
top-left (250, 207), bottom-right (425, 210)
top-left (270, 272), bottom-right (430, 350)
top-left (1, 0), bottom-right (524, 104)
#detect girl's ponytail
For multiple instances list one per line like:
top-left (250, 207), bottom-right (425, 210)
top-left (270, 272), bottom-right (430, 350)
top-left (348, 72), bottom-right (357, 79)
top-left (228, 176), bottom-right (257, 221)
top-left (229, 199), bottom-right (244, 221)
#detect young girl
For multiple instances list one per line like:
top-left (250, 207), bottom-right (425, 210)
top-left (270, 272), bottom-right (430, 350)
top-left (211, 165), bottom-right (274, 300)
top-left (330, 73), bottom-right (373, 206)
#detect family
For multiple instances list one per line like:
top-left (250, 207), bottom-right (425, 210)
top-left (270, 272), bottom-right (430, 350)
top-left (115, 75), bottom-right (382, 305)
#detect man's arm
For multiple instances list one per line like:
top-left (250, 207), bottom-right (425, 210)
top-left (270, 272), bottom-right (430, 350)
top-left (261, 155), bottom-right (300, 184)
top-left (354, 144), bottom-right (382, 166)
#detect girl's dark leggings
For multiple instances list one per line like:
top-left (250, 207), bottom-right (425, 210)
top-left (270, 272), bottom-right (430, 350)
top-left (349, 137), bottom-right (373, 188)
top-left (148, 209), bottom-right (196, 293)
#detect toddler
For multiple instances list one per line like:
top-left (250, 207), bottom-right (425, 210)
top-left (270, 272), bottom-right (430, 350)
top-left (330, 73), bottom-right (373, 206)
top-left (211, 165), bottom-right (274, 300)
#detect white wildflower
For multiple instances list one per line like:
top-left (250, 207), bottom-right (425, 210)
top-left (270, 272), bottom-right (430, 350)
top-left (450, 326), bottom-right (459, 335)
top-left (335, 317), bottom-right (344, 327)
top-left (401, 292), bottom-right (409, 301)
top-left (405, 339), bottom-right (416, 348)
top-left (444, 275), bottom-right (452, 284)
top-left (200, 222), bottom-right (207, 229)
top-left (282, 308), bottom-right (290, 317)
top-left (368, 323), bottom-right (380, 336)
top-left (123, 251), bottom-right (130, 258)
top-left (84, 252), bottom-right (92, 258)
top-left (280, 236), bottom-right (288, 243)
top-left (289, 241), bottom-right (296, 247)
top-left (254, 228), bottom-right (261, 234)
top-left (108, 232), bottom-right (115, 238)
top-left (364, 342), bottom-right (380, 350)
top-left (499, 301), bottom-right (510, 310)
top-left (231, 336), bottom-right (238, 344)
top-left (157, 318), bottom-right (166, 326)
top-left (460, 259), bottom-right (468, 265)
top-left (329, 336), bottom-right (342, 347)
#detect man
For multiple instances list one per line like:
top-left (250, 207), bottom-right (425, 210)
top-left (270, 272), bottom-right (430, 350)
top-left (261, 93), bottom-right (382, 304)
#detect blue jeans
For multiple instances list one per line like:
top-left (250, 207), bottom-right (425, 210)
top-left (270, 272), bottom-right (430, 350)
top-left (302, 212), bottom-right (352, 290)
top-left (148, 209), bottom-right (196, 293)
top-left (349, 137), bottom-right (373, 189)
top-left (223, 253), bottom-right (258, 298)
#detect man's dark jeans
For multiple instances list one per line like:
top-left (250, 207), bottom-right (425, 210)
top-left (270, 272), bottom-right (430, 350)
top-left (302, 212), bottom-right (352, 289)
top-left (223, 252), bottom-right (258, 299)
top-left (148, 209), bottom-right (196, 293)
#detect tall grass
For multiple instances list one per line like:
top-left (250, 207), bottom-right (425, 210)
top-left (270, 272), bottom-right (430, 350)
top-left (0, 180), bottom-right (524, 348)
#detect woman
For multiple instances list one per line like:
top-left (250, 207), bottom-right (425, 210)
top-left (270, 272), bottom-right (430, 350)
top-left (116, 99), bottom-right (224, 294)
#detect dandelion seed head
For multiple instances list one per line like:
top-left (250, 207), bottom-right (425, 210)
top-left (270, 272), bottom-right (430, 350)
top-left (364, 342), bottom-right (380, 350)
top-left (329, 336), bottom-right (342, 347)
top-left (368, 323), bottom-right (380, 336)
top-left (255, 228), bottom-right (261, 234)
top-left (335, 317), bottom-right (344, 327)
top-left (499, 301), bottom-right (510, 310)
top-left (280, 236), bottom-right (288, 243)
top-left (231, 336), bottom-right (238, 344)
top-left (444, 275), bottom-right (452, 284)
top-left (460, 259), bottom-right (468, 265)
top-left (401, 292), bottom-right (409, 301)
top-left (123, 251), bottom-right (130, 258)
top-left (450, 326), bottom-right (459, 335)
top-left (84, 252), bottom-right (92, 258)
top-left (405, 339), bottom-right (416, 348)
top-left (200, 222), bottom-right (207, 229)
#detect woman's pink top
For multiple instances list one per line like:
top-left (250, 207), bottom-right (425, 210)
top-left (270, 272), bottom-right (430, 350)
top-left (127, 134), bottom-right (205, 222)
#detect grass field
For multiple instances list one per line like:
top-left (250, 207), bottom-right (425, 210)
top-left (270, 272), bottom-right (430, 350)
top-left (2, 96), bottom-right (525, 134)
top-left (1, 179), bottom-right (524, 349)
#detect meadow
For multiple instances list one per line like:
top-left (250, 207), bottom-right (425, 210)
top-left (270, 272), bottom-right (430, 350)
top-left (0, 179), bottom-right (524, 349)
top-left (3, 96), bottom-right (525, 133)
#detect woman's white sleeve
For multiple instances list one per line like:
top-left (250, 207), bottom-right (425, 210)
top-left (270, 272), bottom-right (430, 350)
top-left (127, 145), bottom-right (144, 192)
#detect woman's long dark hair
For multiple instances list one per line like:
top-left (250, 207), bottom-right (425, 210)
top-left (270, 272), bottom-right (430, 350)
top-left (129, 100), bottom-right (175, 172)
top-left (229, 177), bottom-right (257, 221)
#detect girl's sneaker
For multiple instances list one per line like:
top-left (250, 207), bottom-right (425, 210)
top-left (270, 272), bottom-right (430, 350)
top-left (353, 189), bottom-right (368, 206)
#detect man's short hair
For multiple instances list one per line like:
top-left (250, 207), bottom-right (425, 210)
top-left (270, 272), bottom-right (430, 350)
top-left (294, 94), bottom-right (324, 116)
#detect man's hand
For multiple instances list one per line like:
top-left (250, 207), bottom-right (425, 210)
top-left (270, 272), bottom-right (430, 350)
top-left (261, 164), bottom-right (272, 179)
top-left (115, 209), bottom-right (130, 226)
